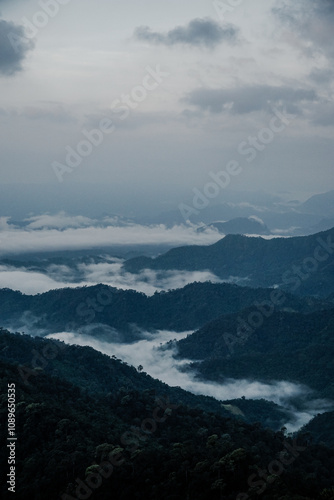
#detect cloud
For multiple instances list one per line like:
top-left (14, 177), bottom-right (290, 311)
top-left (0, 216), bottom-right (222, 256)
top-left (0, 259), bottom-right (224, 296)
top-left (85, 109), bottom-right (175, 133)
top-left (0, 19), bottom-right (34, 75)
top-left (24, 213), bottom-right (95, 230)
top-left (48, 329), bottom-right (333, 432)
top-left (78, 261), bottom-right (224, 296)
top-left (311, 102), bottom-right (334, 127)
top-left (273, 0), bottom-right (334, 60)
top-left (248, 215), bottom-right (266, 226)
top-left (6, 310), bottom-right (50, 337)
top-left (0, 103), bottom-right (76, 123)
top-left (22, 104), bottom-right (75, 123)
top-left (0, 264), bottom-right (80, 295)
top-left (309, 68), bottom-right (334, 85)
top-left (184, 85), bottom-right (317, 115)
top-left (0, 216), bottom-right (11, 230)
top-left (134, 18), bottom-right (239, 48)
top-left (0, 214), bottom-right (226, 295)
top-left (47, 330), bottom-right (304, 404)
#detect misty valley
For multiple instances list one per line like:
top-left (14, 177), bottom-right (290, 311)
top-left (1, 210), bottom-right (334, 499)
top-left (2, 1), bottom-right (334, 498)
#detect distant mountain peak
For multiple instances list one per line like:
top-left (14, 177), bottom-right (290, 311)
top-left (198, 217), bottom-right (271, 236)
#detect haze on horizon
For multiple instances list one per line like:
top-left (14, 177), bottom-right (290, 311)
top-left (0, 0), bottom-right (334, 218)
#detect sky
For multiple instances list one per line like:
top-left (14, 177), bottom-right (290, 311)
top-left (0, 0), bottom-right (334, 215)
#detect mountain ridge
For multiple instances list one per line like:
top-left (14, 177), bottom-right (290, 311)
top-left (0, 281), bottom-right (329, 340)
top-left (124, 227), bottom-right (334, 296)
top-left (172, 308), bottom-right (334, 400)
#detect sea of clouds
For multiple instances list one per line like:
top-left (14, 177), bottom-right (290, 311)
top-left (0, 213), bottom-right (227, 294)
top-left (2, 212), bottom-right (332, 432)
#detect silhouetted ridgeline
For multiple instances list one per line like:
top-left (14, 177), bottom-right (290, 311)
top-left (124, 227), bottom-right (334, 296)
top-left (0, 281), bottom-right (330, 340)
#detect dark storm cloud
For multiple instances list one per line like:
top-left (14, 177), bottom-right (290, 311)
top-left (184, 85), bottom-right (317, 115)
top-left (0, 19), bottom-right (34, 75)
top-left (273, 0), bottom-right (334, 25)
top-left (134, 18), bottom-right (238, 48)
top-left (273, 1), bottom-right (334, 127)
top-left (311, 0), bottom-right (334, 16)
top-left (273, 0), bottom-right (334, 59)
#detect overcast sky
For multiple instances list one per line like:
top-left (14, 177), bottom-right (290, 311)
top-left (1, 0), bottom-right (334, 212)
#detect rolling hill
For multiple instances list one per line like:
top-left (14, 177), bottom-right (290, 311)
top-left (124, 227), bottom-right (334, 296)
top-left (0, 328), bottom-right (289, 429)
top-left (299, 190), bottom-right (334, 217)
top-left (0, 281), bottom-right (329, 340)
top-left (1, 329), bottom-right (334, 500)
top-left (173, 308), bottom-right (334, 400)
top-left (2, 285), bottom-right (333, 440)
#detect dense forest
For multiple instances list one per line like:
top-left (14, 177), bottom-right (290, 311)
top-left (124, 228), bottom-right (334, 296)
top-left (1, 329), bottom-right (334, 500)
top-left (0, 280), bottom-right (331, 340)
top-left (0, 328), bottom-right (291, 430)
top-left (173, 308), bottom-right (334, 400)
top-left (1, 228), bottom-right (334, 499)
top-left (302, 411), bottom-right (334, 448)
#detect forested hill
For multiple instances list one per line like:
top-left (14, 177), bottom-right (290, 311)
top-left (0, 281), bottom-right (330, 340)
top-left (173, 308), bottom-right (334, 400)
top-left (302, 411), bottom-right (334, 448)
top-left (1, 329), bottom-right (334, 500)
top-left (0, 328), bottom-right (288, 429)
top-left (124, 227), bottom-right (334, 296)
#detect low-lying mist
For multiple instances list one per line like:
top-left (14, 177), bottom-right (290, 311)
top-left (0, 216), bottom-right (222, 257)
top-left (0, 260), bottom-right (224, 295)
top-left (0, 216), bottom-right (229, 294)
top-left (47, 329), bottom-right (333, 433)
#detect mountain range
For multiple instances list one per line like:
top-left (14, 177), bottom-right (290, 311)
top-left (124, 227), bottom-right (334, 296)
top-left (1, 224), bottom-right (334, 499)
top-left (0, 281), bottom-right (329, 339)
top-left (172, 308), bottom-right (334, 401)
top-left (198, 217), bottom-right (271, 236)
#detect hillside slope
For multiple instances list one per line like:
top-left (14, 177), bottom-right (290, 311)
top-left (173, 309), bottom-right (334, 400)
top-left (1, 330), bottom-right (334, 500)
top-left (124, 228), bottom-right (334, 296)
top-left (0, 282), bottom-right (327, 340)
top-left (0, 328), bottom-right (287, 429)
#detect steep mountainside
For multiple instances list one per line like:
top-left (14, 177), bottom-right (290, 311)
top-left (302, 411), bottom-right (334, 448)
top-left (124, 228), bottom-right (334, 296)
top-left (0, 328), bottom-right (288, 429)
top-left (173, 309), bottom-right (334, 400)
top-left (0, 282), bottom-right (327, 340)
top-left (1, 330), bottom-right (334, 500)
